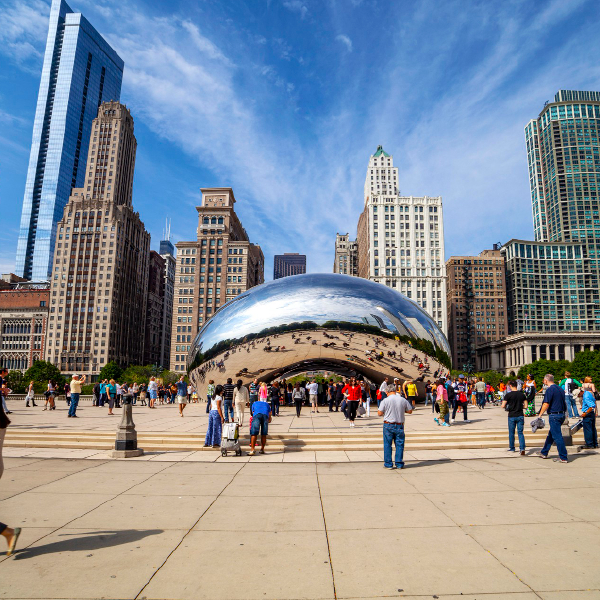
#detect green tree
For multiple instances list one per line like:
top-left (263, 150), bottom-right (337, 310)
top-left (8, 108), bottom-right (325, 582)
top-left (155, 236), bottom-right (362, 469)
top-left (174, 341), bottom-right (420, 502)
top-left (99, 361), bottom-right (123, 382)
top-left (6, 370), bottom-right (26, 394)
top-left (473, 370), bottom-right (506, 389)
top-left (23, 360), bottom-right (66, 392)
top-left (517, 359), bottom-right (570, 387)
top-left (570, 350), bottom-right (600, 383)
top-left (121, 364), bottom-right (154, 384)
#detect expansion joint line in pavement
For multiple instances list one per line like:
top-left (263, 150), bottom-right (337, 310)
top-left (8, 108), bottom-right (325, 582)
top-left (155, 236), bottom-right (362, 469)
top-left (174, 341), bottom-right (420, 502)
top-left (315, 465), bottom-right (338, 600)
top-left (134, 463), bottom-right (245, 600)
top-left (0, 459), bottom-right (176, 564)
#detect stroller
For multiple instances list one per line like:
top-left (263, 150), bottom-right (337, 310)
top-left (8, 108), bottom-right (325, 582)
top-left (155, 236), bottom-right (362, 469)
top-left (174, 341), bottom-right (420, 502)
top-left (221, 422), bottom-right (242, 457)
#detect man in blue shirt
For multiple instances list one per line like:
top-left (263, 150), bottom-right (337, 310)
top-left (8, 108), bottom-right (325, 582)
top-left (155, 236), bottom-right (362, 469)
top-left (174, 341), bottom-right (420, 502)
top-left (578, 388), bottom-right (598, 450)
top-left (538, 374), bottom-right (568, 463)
top-left (248, 398), bottom-right (272, 456)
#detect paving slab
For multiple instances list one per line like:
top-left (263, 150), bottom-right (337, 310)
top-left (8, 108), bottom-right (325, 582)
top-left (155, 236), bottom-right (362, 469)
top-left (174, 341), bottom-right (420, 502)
top-left (236, 462), bottom-right (316, 476)
top-left (523, 486), bottom-right (600, 520)
top-left (317, 472), bottom-right (418, 495)
top-left (283, 450), bottom-right (316, 462)
top-left (345, 451), bottom-right (381, 462)
top-left (0, 527), bottom-right (181, 599)
top-left (0, 492), bottom-right (115, 529)
top-left (195, 494), bottom-right (324, 532)
top-left (468, 522), bottom-right (600, 592)
top-left (0, 469), bottom-right (75, 498)
top-left (6, 458), bottom-right (104, 473)
top-left (31, 471), bottom-right (151, 496)
top-left (426, 489), bottom-right (581, 526)
top-left (400, 470), bottom-right (512, 494)
top-left (328, 526), bottom-right (528, 598)
top-left (538, 592), bottom-right (600, 599)
top-left (221, 474), bottom-right (320, 497)
top-left (141, 530), bottom-right (334, 600)
top-left (482, 467), bottom-right (600, 490)
top-left (161, 461), bottom-right (245, 475)
top-left (0, 527), bottom-right (55, 566)
top-left (322, 493), bottom-right (454, 530)
top-left (123, 473), bottom-right (234, 496)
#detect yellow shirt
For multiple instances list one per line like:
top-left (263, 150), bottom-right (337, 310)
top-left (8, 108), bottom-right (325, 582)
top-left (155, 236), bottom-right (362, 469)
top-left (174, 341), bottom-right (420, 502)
top-left (406, 383), bottom-right (417, 397)
top-left (70, 379), bottom-right (83, 394)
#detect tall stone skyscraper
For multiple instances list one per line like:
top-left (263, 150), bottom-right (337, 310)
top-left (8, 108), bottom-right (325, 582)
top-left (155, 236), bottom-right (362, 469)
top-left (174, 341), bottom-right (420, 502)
top-left (171, 188), bottom-right (264, 373)
top-left (333, 233), bottom-right (358, 276)
top-left (355, 146), bottom-right (447, 333)
top-left (45, 102), bottom-right (149, 376)
top-left (273, 253), bottom-right (306, 279)
top-left (16, 0), bottom-right (123, 281)
top-left (159, 237), bottom-right (176, 369)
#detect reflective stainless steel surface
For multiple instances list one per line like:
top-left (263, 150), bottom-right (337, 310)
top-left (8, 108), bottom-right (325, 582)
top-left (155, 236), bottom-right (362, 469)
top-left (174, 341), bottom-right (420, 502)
top-left (188, 274), bottom-right (450, 395)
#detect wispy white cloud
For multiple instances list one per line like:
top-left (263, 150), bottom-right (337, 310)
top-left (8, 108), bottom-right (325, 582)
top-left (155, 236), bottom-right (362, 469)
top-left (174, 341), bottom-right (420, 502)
top-left (283, 0), bottom-right (308, 20)
top-left (0, 0), bottom-right (49, 72)
top-left (335, 34), bottom-right (353, 52)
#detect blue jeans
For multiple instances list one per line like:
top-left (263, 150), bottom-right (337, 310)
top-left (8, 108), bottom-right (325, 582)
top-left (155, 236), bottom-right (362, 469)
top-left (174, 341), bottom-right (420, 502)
top-left (271, 398), bottom-right (280, 416)
top-left (223, 401), bottom-right (234, 422)
top-left (508, 416), bottom-right (525, 451)
top-left (565, 394), bottom-right (579, 418)
top-left (206, 395), bottom-right (212, 414)
top-left (378, 391), bottom-right (386, 409)
top-left (68, 393), bottom-right (80, 417)
top-left (582, 412), bottom-right (598, 448)
top-left (541, 414), bottom-right (568, 461)
top-left (383, 423), bottom-right (405, 468)
top-left (476, 392), bottom-right (486, 407)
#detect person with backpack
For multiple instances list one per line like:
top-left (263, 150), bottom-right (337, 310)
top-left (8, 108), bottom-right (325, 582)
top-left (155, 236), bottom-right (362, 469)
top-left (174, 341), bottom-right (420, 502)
top-left (452, 377), bottom-right (470, 423)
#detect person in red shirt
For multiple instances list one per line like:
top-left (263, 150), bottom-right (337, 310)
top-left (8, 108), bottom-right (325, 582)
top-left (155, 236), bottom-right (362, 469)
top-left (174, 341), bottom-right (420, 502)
top-left (342, 377), bottom-right (363, 427)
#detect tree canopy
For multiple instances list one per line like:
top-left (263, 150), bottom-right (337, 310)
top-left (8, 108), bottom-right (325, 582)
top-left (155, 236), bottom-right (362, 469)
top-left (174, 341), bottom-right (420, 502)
top-left (23, 360), bottom-right (66, 392)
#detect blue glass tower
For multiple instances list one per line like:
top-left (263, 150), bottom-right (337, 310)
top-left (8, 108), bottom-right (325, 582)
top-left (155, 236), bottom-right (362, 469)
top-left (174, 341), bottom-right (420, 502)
top-left (15, 0), bottom-right (123, 281)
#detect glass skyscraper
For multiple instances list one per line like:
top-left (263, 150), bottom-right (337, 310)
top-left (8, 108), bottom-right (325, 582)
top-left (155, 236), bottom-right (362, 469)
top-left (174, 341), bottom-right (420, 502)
top-left (15, 0), bottom-right (123, 281)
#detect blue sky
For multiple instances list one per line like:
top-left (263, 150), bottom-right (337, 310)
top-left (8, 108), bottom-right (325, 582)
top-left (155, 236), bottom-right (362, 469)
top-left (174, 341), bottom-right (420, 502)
top-left (1, 0), bottom-right (600, 277)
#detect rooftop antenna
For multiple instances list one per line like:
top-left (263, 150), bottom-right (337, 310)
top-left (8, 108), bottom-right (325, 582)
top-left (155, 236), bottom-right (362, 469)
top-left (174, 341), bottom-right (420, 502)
top-left (162, 217), bottom-right (171, 242)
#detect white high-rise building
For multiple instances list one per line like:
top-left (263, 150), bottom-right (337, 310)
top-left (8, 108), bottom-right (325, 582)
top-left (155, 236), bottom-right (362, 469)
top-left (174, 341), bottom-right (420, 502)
top-left (356, 146), bottom-right (447, 333)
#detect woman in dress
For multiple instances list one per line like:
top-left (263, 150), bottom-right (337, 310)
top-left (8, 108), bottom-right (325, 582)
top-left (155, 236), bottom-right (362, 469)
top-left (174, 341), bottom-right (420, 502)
top-left (233, 379), bottom-right (249, 426)
top-left (25, 381), bottom-right (36, 408)
top-left (138, 382), bottom-right (147, 406)
top-left (107, 379), bottom-right (117, 415)
top-left (204, 384), bottom-right (224, 448)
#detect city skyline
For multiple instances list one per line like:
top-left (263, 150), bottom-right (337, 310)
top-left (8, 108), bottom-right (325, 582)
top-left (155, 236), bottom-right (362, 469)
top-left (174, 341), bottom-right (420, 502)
top-left (2, 0), bottom-right (600, 278)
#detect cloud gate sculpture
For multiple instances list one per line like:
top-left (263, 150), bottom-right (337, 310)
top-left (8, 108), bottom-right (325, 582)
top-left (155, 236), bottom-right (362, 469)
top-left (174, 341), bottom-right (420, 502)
top-left (188, 273), bottom-right (451, 396)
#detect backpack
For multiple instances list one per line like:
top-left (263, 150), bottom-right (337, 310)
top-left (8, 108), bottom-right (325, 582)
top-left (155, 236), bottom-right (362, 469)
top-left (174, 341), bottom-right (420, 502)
top-left (446, 385), bottom-right (456, 400)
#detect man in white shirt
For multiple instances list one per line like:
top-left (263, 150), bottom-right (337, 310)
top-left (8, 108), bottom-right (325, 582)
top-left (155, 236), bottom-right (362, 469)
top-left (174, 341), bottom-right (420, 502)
top-left (307, 379), bottom-right (319, 413)
top-left (378, 384), bottom-right (413, 469)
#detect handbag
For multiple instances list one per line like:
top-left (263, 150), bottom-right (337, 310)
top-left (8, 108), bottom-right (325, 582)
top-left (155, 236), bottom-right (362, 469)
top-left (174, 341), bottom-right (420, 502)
top-left (434, 401), bottom-right (440, 414)
top-left (357, 405), bottom-right (366, 416)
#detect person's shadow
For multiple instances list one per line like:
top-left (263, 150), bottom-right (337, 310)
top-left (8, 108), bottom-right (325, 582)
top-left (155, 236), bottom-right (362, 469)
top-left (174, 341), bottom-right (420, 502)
top-left (12, 529), bottom-right (163, 560)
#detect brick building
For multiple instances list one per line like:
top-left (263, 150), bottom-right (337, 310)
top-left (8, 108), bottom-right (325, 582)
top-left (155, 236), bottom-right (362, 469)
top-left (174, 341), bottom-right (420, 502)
top-left (170, 188), bottom-right (264, 373)
top-left (144, 251), bottom-right (165, 366)
top-left (0, 282), bottom-right (49, 371)
top-left (445, 248), bottom-right (507, 370)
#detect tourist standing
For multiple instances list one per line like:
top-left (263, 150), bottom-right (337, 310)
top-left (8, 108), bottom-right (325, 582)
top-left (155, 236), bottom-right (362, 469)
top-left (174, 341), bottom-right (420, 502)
top-left (560, 371), bottom-right (581, 419)
top-left (64, 381), bottom-right (71, 407)
top-left (538, 374), bottom-right (568, 463)
top-left (502, 380), bottom-right (527, 455)
top-left (363, 381), bottom-right (371, 417)
top-left (99, 379), bottom-right (107, 407)
top-left (0, 370), bottom-right (10, 415)
top-left (44, 380), bottom-right (55, 411)
top-left (138, 383), bottom-right (147, 406)
top-left (25, 381), bottom-right (36, 408)
top-left (403, 379), bottom-right (418, 408)
top-left (132, 382), bottom-right (139, 405)
top-left (475, 377), bottom-right (486, 409)
top-left (67, 374), bottom-right (85, 418)
top-left (292, 382), bottom-right (305, 417)
top-left (269, 381), bottom-right (281, 416)
top-left (378, 377), bottom-right (389, 408)
top-left (204, 384), bottom-right (224, 448)
top-left (176, 376), bottom-right (188, 417)
top-left (206, 379), bottom-right (215, 414)
top-left (434, 379), bottom-right (450, 426)
top-left (343, 377), bottom-right (362, 427)
top-left (378, 382), bottom-right (413, 469)
top-left (222, 378), bottom-right (235, 423)
top-left (424, 381), bottom-right (434, 410)
top-left (93, 381), bottom-right (100, 406)
top-left (578, 386), bottom-right (598, 450)
top-left (107, 379), bottom-right (117, 415)
top-left (307, 379), bottom-right (319, 413)
top-left (233, 379), bottom-right (249, 426)
top-left (115, 381), bottom-right (122, 409)
top-left (452, 377), bottom-right (470, 423)
top-left (0, 397), bottom-right (21, 556)
top-left (249, 378), bottom-right (259, 408)
top-left (248, 394), bottom-right (272, 456)
top-left (148, 377), bottom-right (157, 408)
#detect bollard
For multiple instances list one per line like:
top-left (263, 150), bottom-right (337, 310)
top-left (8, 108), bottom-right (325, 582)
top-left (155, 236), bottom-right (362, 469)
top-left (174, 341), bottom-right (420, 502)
top-left (111, 397), bottom-right (144, 458)
top-left (561, 415), bottom-right (573, 447)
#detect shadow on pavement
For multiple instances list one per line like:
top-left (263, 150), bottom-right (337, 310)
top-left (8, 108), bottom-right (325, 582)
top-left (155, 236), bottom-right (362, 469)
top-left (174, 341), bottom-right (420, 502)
top-left (13, 529), bottom-right (164, 560)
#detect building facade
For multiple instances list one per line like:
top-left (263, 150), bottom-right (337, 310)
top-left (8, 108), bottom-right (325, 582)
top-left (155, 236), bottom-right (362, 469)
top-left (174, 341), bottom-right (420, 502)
top-left (477, 332), bottom-right (600, 375)
top-left (446, 248), bottom-right (507, 370)
top-left (502, 239), bottom-right (599, 334)
top-left (159, 239), bottom-right (176, 369)
top-left (0, 283), bottom-right (50, 371)
top-left (273, 253), bottom-right (306, 279)
top-left (170, 188), bottom-right (264, 373)
top-left (45, 102), bottom-right (150, 377)
top-left (356, 146), bottom-right (447, 333)
top-left (144, 251), bottom-right (165, 366)
top-left (15, 0), bottom-right (123, 281)
top-left (333, 234), bottom-right (358, 276)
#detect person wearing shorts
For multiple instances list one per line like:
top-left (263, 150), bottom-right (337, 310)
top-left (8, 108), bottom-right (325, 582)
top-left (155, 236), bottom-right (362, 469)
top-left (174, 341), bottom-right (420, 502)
top-left (248, 398), bottom-right (272, 456)
top-left (176, 376), bottom-right (188, 417)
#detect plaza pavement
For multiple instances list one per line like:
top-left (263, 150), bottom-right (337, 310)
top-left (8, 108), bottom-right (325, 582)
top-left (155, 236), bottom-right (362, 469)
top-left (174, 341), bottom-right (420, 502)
top-left (1, 450), bottom-right (600, 599)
